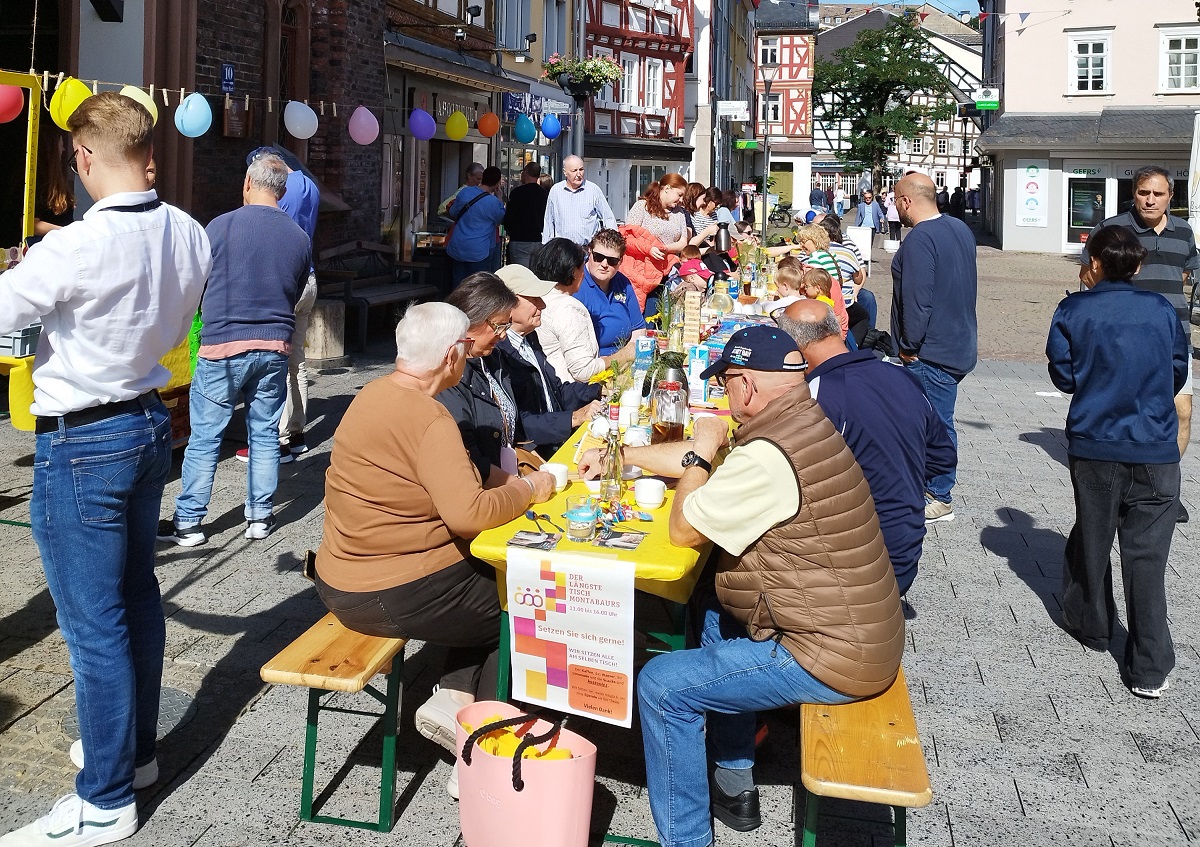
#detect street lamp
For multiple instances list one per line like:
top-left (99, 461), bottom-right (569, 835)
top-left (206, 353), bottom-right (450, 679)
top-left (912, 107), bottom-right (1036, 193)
top-left (759, 60), bottom-right (779, 246)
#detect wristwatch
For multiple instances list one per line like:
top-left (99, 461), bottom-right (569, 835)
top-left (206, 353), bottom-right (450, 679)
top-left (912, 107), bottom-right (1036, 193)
top-left (681, 451), bottom-right (712, 474)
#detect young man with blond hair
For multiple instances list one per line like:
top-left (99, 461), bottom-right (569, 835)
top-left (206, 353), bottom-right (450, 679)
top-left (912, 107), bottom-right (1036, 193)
top-left (0, 92), bottom-right (212, 846)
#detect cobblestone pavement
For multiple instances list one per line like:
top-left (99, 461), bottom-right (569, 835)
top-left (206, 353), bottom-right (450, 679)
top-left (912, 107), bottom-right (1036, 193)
top-left (0, 241), bottom-right (1197, 846)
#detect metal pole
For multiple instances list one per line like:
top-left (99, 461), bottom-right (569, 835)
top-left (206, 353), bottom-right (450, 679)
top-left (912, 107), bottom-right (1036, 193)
top-left (762, 79), bottom-right (772, 245)
top-left (574, 96), bottom-right (586, 159)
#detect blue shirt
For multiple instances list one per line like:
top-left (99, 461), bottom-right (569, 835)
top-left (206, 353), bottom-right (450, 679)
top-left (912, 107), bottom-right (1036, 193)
top-left (574, 267), bottom-right (647, 355)
top-left (446, 186), bottom-right (505, 263)
top-left (279, 170), bottom-right (319, 271)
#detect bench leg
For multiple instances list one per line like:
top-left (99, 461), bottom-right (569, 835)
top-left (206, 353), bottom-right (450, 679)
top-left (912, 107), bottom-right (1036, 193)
top-left (375, 662), bottom-right (402, 832)
top-left (300, 687), bottom-right (324, 823)
top-left (497, 610), bottom-right (511, 700)
top-left (892, 806), bottom-right (906, 847)
top-left (798, 788), bottom-right (819, 847)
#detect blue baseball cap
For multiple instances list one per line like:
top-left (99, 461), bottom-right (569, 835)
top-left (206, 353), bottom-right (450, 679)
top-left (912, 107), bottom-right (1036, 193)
top-left (245, 143), bottom-right (303, 172)
top-left (700, 326), bottom-right (806, 380)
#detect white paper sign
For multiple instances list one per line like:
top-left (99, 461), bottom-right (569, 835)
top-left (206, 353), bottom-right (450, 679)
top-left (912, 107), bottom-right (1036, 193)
top-left (506, 549), bottom-right (636, 727)
top-left (1015, 158), bottom-right (1049, 228)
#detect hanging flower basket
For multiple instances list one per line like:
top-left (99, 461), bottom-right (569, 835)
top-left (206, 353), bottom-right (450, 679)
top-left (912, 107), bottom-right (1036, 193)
top-left (542, 54), bottom-right (621, 98)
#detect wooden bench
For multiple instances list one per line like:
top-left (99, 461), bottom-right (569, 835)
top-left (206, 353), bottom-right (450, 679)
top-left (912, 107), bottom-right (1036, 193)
top-left (260, 613), bottom-right (407, 832)
top-left (797, 667), bottom-right (932, 846)
top-left (317, 241), bottom-right (437, 351)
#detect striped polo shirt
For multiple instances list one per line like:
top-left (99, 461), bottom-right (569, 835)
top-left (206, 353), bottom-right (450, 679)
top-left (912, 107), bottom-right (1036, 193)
top-left (1083, 211), bottom-right (1199, 329)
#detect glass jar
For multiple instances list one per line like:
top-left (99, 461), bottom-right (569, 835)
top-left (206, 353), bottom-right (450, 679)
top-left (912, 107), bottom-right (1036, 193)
top-left (650, 380), bottom-right (687, 444)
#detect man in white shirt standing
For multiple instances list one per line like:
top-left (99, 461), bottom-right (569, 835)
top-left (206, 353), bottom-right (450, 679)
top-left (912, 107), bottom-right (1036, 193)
top-left (541, 155), bottom-right (617, 245)
top-left (0, 93), bottom-right (211, 847)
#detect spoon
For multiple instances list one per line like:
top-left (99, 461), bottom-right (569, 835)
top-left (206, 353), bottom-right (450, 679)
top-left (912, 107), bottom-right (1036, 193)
top-left (525, 511), bottom-right (564, 535)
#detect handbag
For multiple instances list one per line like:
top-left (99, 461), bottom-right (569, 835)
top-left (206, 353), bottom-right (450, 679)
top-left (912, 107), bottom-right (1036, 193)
top-left (457, 701), bottom-right (598, 847)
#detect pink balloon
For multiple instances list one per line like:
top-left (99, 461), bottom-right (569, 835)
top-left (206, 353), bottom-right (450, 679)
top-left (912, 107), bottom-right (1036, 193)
top-left (0, 85), bottom-right (24, 124)
top-left (348, 105), bottom-right (379, 145)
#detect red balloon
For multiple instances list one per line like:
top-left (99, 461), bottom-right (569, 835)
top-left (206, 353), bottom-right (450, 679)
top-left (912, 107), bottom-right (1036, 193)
top-left (0, 85), bottom-right (24, 124)
top-left (478, 112), bottom-right (500, 138)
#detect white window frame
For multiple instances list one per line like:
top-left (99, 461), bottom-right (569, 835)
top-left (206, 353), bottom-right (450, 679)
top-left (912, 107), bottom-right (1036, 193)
top-left (910, 137), bottom-right (924, 155)
top-left (1160, 25), bottom-right (1200, 92)
top-left (1067, 29), bottom-right (1113, 95)
top-left (592, 46), bottom-right (615, 103)
top-left (600, 2), bottom-right (620, 27)
top-left (936, 138), bottom-right (948, 155)
top-left (620, 54), bottom-right (639, 107)
top-left (594, 113), bottom-right (613, 134)
top-left (646, 59), bottom-right (664, 111)
top-left (629, 7), bottom-right (647, 32)
top-left (760, 37), bottom-right (779, 66)
top-left (759, 92), bottom-right (781, 124)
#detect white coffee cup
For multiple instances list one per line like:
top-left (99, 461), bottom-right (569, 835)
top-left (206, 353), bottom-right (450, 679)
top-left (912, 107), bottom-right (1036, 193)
top-left (540, 462), bottom-right (569, 492)
top-left (634, 478), bottom-right (667, 510)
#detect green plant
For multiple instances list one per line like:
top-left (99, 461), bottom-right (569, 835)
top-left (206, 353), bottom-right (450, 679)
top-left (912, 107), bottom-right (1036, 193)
top-left (642, 350), bottom-right (686, 397)
top-left (541, 54), bottom-right (623, 88)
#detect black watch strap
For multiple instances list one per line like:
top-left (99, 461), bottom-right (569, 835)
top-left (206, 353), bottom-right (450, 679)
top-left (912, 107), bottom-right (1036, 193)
top-left (682, 451), bottom-right (713, 473)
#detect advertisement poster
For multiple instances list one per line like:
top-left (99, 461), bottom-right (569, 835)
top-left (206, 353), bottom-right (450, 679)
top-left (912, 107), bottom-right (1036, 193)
top-left (1015, 158), bottom-right (1049, 228)
top-left (506, 549), bottom-right (635, 727)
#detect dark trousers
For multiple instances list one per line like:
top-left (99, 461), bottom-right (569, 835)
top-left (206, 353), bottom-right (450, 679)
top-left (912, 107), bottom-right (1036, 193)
top-left (1061, 458), bottom-right (1179, 688)
top-left (316, 557), bottom-right (501, 699)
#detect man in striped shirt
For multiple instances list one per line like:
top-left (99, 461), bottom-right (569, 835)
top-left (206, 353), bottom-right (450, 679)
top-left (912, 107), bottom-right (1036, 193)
top-left (1083, 165), bottom-right (1198, 523)
top-left (541, 155), bottom-right (617, 245)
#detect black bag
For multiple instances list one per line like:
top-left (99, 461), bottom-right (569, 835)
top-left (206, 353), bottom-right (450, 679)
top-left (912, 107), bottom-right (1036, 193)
top-left (860, 327), bottom-right (895, 356)
top-left (1189, 280), bottom-right (1199, 326)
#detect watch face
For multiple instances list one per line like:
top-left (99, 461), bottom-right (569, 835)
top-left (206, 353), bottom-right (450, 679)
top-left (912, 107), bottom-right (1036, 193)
top-left (682, 450), bottom-right (697, 467)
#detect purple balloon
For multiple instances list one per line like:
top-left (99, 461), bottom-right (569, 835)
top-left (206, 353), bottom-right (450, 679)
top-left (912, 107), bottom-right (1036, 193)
top-left (409, 108), bottom-right (436, 141)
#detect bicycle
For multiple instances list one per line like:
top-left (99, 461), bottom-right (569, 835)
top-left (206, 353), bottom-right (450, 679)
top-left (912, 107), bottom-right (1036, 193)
top-left (768, 202), bottom-right (793, 228)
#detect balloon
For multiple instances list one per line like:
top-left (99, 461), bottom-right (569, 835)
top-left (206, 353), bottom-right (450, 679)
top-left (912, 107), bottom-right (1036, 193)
top-left (445, 110), bottom-right (469, 141)
top-left (540, 113), bottom-right (562, 140)
top-left (514, 113), bottom-right (537, 144)
top-left (0, 85), bottom-right (24, 124)
top-left (119, 85), bottom-right (158, 125)
top-left (173, 92), bottom-right (212, 138)
top-left (409, 108), bottom-right (435, 141)
top-left (49, 78), bottom-right (92, 131)
top-left (347, 105), bottom-right (379, 145)
top-left (283, 100), bottom-right (318, 139)
top-left (477, 111), bottom-right (500, 137)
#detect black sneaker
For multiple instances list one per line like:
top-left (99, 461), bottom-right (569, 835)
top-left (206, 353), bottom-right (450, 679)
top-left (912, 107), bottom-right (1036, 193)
top-left (157, 518), bottom-right (206, 547)
top-left (285, 433), bottom-right (308, 455)
top-left (245, 515), bottom-right (277, 540)
top-left (710, 780), bottom-right (760, 832)
top-left (1178, 502), bottom-right (1189, 524)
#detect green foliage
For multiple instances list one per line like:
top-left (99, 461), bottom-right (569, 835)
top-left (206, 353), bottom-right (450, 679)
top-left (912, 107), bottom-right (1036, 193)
top-left (812, 13), bottom-right (955, 177)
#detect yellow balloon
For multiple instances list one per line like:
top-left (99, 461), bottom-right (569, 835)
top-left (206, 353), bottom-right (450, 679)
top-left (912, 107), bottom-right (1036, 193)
top-left (49, 78), bottom-right (93, 131)
top-left (445, 110), bottom-right (469, 141)
top-left (119, 85), bottom-right (159, 125)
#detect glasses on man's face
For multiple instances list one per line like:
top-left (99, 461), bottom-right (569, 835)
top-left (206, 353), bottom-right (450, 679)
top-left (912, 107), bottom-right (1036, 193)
top-left (715, 372), bottom-right (747, 391)
top-left (486, 318), bottom-right (513, 337)
top-left (591, 251), bottom-right (622, 267)
top-left (68, 145), bottom-right (93, 176)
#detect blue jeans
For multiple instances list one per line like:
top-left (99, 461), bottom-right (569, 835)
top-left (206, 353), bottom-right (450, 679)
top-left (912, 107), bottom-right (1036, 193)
top-left (31, 398), bottom-right (173, 810)
top-left (174, 351), bottom-right (288, 525)
top-left (905, 358), bottom-right (964, 503)
top-left (452, 258), bottom-right (492, 287)
top-left (637, 598), bottom-right (854, 847)
top-left (856, 287), bottom-right (878, 328)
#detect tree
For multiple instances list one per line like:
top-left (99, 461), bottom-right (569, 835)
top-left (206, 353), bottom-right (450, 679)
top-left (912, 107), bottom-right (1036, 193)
top-left (812, 14), bottom-right (955, 185)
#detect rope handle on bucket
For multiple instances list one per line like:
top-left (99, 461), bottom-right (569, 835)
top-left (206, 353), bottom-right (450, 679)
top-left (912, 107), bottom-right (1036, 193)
top-left (459, 713), bottom-right (568, 792)
top-left (511, 717), bottom-right (567, 792)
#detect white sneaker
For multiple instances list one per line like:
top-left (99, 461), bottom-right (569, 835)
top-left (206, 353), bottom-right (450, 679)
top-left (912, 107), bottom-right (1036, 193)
top-left (414, 687), bottom-right (473, 754)
top-left (1129, 677), bottom-right (1170, 699)
top-left (0, 794), bottom-right (137, 846)
top-left (69, 741), bottom-right (158, 791)
top-left (446, 763), bottom-right (460, 800)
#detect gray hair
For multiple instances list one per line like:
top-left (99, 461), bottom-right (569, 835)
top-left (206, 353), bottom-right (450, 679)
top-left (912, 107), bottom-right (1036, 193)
top-left (776, 307), bottom-right (840, 350)
top-left (446, 272), bottom-right (518, 326)
top-left (246, 153), bottom-right (288, 199)
top-left (466, 162), bottom-right (485, 179)
top-left (395, 302), bottom-right (469, 375)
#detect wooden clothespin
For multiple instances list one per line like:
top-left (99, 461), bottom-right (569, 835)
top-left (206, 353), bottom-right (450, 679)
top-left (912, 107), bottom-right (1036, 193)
top-left (319, 101), bottom-right (325, 116)
top-left (91, 80), bottom-right (99, 94)
top-left (224, 93), bottom-right (231, 110)
top-left (267, 96), bottom-right (273, 113)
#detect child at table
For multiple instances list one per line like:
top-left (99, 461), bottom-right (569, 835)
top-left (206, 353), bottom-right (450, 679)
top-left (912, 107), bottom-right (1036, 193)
top-left (767, 257), bottom-right (804, 317)
top-left (799, 267), bottom-right (849, 338)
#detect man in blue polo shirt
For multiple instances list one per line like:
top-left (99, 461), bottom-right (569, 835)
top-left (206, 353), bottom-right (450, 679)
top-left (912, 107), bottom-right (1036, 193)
top-left (573, 229), bottom-right (648, 356)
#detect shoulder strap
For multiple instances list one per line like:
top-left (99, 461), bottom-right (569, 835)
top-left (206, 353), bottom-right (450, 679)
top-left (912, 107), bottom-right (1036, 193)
top-left (451, 191), bottom-right (490, 222)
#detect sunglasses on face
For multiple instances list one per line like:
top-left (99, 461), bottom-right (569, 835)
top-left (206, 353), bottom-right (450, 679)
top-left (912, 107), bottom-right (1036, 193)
top-left (68, 145), bottom-right (93, 176)
top-left (591, 251), bottom-right (622, 266)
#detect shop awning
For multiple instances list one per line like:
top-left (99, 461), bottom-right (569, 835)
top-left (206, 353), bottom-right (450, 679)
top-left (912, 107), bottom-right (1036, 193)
top-left (384, 32), bottom-right (530, 94)
top-left (584, 134), bottom-right (694, 163)
top-left (978, 108), bottom-right (1196, 153)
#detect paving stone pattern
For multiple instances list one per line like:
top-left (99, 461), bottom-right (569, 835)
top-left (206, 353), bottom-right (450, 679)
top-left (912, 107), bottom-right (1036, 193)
top-left (0, 242), bottom-right (1197, 846)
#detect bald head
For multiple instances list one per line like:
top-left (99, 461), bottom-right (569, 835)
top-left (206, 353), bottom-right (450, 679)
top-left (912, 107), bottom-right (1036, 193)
top-left (562, 156), bottom-right (586, 188)
top-left (894, 173), bottom-right (939, 227)
top-left (776, 299), bottom-right (846, 370)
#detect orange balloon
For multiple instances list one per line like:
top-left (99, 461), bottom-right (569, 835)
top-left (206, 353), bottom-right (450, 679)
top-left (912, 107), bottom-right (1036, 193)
top-left (478, 112), bottom-right (500, 137)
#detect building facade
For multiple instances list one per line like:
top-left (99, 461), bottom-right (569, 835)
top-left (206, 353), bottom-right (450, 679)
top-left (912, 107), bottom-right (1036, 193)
top-left (977, 0), bottom-right (1200, 253)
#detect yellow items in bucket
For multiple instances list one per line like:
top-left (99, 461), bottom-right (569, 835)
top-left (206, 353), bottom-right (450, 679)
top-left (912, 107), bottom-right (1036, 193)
top-left (0, 355), bottom-right (35, 431)
top-left (461, 715), bottom-right (573, 760)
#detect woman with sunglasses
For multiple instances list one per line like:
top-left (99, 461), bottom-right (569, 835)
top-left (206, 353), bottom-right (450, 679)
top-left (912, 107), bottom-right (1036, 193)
top-left (438, 273), bottom-right (527, 486)
top-left (315, 302), bottom-right (554, 800)
top-left (576, 229), bottom-right (648, 357)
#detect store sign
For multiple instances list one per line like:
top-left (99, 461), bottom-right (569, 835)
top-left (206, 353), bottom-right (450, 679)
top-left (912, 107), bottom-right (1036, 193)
top-left (741, 181), bottom-right (757, 192)
top-left (717, 100), bottom-right (750, 122)
top-left (973, 87), bottom-right (1000, 110)
top-left (435, 98), bottom-right (480, 122)
top-left (1015, 158), bottom-right (1048, 228)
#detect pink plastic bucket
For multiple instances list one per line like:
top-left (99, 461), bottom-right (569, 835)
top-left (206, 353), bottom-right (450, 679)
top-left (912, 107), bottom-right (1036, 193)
top-left (456, 700), bottom-right (597, 847)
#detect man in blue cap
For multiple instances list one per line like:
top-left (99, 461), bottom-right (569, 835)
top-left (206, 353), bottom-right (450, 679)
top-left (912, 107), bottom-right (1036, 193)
top-left (578, 326), bottom-right (903, 847)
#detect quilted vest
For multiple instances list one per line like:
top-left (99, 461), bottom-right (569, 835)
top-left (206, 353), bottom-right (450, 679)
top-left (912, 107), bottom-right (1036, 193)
top-left (714, 381), bottom-right (905, 698)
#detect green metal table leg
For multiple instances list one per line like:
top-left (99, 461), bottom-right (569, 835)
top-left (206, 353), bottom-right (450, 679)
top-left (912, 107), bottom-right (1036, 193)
top-left (300, 687), bottom-right (324, 822)
top-left (375, 662), bottom-right (402, 831)
top-left (800, 788), bottom-right (819, 847)
top-left (497, 609), bottom-right (511, 700)
top-left (893, 806), bottom-right (906, 847)
top-left (602, 835), bottom-right (660, 846)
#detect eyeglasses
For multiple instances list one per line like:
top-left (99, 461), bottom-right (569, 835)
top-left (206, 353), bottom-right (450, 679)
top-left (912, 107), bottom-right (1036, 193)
top-left (715, 372), bottom-right (747, 390)
top-left (486, 318), bottom-right (513, 337)
top-left (68, 145), bottom-right (92, 176)
top-left (450, 336), bottom-right (473, 351)
top-left (591, 251), bottom-right (622, 267)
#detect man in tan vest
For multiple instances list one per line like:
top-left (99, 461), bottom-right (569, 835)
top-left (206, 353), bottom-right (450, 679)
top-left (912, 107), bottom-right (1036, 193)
top-left (581, 325), bottom-right (904, 847)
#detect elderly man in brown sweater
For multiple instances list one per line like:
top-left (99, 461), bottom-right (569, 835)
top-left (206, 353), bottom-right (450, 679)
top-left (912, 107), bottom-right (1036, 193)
top-left (580, 325), bottom-right (903, 847)
top-left (313, 302), bottom-right (555, 798)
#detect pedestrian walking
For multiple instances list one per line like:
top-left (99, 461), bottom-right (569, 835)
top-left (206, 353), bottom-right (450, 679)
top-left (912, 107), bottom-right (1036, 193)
top-left (504, 161), bottom-right (548, 267)
top-left (541, 156), bottom-right (617, 245)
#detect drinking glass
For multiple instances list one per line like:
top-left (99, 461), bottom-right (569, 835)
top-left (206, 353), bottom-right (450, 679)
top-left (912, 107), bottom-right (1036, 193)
top-left (564, 495), bottom-right (599, 543)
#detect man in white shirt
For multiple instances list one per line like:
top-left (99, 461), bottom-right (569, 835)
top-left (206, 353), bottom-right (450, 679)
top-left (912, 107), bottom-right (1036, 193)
top-left (541, 156), bottom-right (617, 245)
top-left (0, 93), bottom-right (211, 847)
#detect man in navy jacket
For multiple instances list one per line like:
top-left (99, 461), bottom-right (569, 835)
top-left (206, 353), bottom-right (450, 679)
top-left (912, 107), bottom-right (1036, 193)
top-left (1046, 225), bottom-right (1188, 699)
top-left (779, 300), bottom-right (956, 597)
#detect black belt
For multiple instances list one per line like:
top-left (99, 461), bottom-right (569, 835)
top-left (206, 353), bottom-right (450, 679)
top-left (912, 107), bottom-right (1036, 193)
top-left (35, 391), bottom-right (161, 435)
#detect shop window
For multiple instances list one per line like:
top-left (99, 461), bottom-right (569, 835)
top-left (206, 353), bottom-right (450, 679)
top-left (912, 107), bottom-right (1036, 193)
top-left (629, 164), bottom-right (667, 203)
top-left (1162, 27), bottom-right (1200, 91)
top-left (264, 0), bottom-right (311, 149)
top-left (1068, 178), bottom-right (1106, 244)
top-left (1068, 30), bottom-right (1111, 93)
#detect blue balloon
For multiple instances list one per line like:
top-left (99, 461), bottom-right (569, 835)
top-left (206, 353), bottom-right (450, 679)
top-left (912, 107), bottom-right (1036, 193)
top-left (540, 113), bottom-right (561, 140)
top-left (409, 108), bottom-right (436, 141)
top-left (514, 113), bottom-right (537, 144)
top-left (174, 92), bottom-right (212, 138)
